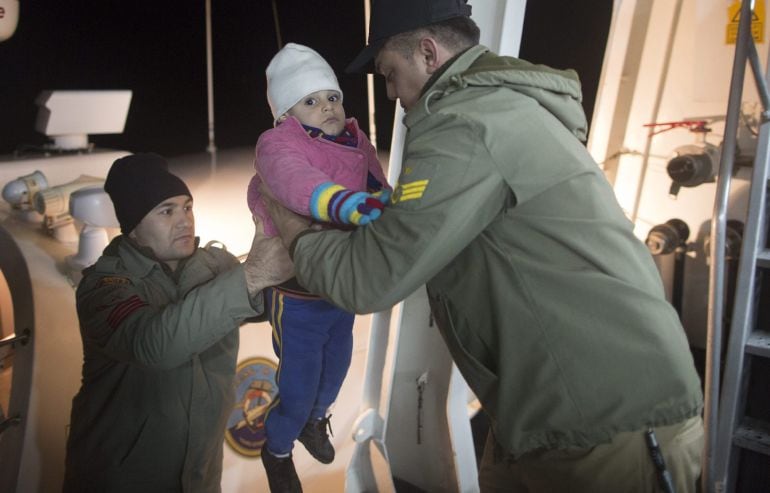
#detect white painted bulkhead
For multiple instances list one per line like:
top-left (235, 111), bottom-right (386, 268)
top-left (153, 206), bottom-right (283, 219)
top-left (588, 0), bottom-right (767, 348)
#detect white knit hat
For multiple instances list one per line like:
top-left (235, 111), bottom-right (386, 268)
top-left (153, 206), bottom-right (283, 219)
top-left (266, 43), bottom-right (343, 122)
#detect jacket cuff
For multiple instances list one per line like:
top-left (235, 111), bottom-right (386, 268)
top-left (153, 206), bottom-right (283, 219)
top-left (248, 288), bottom-right (265, 315)
top-left (289, 229), bottom-right (319, 259)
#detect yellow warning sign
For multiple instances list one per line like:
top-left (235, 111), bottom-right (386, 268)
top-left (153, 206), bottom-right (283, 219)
top-left (727, 1), bottom-right (765, 44)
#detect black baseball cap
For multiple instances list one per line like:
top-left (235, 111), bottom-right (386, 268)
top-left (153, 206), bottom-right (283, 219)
top-left (346, 0), bottom-right (472, 74)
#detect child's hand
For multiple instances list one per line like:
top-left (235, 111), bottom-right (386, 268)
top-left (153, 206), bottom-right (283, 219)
top-left (355, 189), bottom-right (391, 223)
top-left (370, 189), bottom-right (391, 206)
top-left (310, 182), bottom-right (389, 226)
top-left (340, 191), bottom-right (379, 225)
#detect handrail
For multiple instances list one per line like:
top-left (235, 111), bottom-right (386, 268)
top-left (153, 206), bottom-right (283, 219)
top-left (703, 1), bottom-right (754, 492)
top-left (747, 42), bottom-right (770, 112)
top-left (0, 415), bottom-right (21, 436)
top-left (0, 329), bottom-right (30, 349)
top-left (0, 329), bottom-right (30, 362)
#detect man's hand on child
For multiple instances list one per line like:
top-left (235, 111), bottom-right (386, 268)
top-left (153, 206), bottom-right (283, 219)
top-left (244, 216), bottom-right (295, 293)
top-left (259, 183), bottom-right (314, 251)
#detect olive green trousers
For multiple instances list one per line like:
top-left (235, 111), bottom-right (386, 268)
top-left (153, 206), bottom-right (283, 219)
top-left (478, 415), bottom-right (704, 493)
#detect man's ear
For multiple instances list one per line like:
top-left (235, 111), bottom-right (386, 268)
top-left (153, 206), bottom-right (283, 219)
top-left (418, 37), bottom-right (445, 75)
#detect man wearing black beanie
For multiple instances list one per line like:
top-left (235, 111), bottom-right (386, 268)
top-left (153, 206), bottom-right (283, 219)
top-left (104, 152), bottom-right (193, 236)
top-left (63, 153), bottom-right (298, 492)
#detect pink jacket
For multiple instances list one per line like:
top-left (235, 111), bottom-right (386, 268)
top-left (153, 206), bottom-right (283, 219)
top-left (248, 116), bottom-right (390, 236)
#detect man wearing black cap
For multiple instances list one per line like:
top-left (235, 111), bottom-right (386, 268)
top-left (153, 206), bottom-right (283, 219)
top-left (63, 153), bottom-right (295, 492)
top-left (263, 0), bottom-right (704, 492)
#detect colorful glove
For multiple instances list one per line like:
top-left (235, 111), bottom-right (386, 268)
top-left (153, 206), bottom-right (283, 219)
top-left (366, 172), bottom-right (392, 211)
top-left (310, 182), bottom-right (387, 226)
top-left (371, 188), bottom-right (391, 206)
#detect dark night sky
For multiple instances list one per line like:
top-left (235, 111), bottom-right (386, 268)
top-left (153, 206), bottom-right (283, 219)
top-left (0, 1), bottom-right (612, 157)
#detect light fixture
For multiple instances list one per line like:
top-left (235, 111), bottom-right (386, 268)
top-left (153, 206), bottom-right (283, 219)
top-left (33, 175), bottom-right (104, 243)
top-left (67, 186), bottom-right (119, 271)
top-left (34, 90), bottom-right (133, 151)
top-left (645, 219), bottom-right (690, 256)
top-left (666, 143), bottom-right (720, 198)
top-left (1, 170), bottom-right (49, 222)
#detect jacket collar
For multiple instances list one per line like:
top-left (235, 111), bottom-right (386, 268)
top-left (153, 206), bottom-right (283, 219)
top-left (418, 46), bottom-right (475, 100)
top-left (404, 45), bottom-right (489, 128)
top-left (280, 115), bottom-right (363, 143)
top-left (104, 235), bottom-right (198, 278)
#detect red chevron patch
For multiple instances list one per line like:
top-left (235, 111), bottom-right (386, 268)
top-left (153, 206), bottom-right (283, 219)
top-left (107, 295), bottom-right (147, 329)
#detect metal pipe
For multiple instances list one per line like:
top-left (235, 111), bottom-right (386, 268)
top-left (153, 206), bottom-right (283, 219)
top-left (703, 1), bottom-right (753, 491)
top-left (672, 249), bottom-right (685, 317)
top-left (630, 0), bottom-right (683, 223)
top-left (271, 0), bottom-right (282, 50)
top-left (0, 330), bottom-right (29, 348)
top-left (748, 41), bottom-right (770, 111)
top-left (364, 0), bottom-right (378, 151)
top-left (205, 0), bottom-right (217, 168)
top-left (592, 0), bottom-right (654, 186)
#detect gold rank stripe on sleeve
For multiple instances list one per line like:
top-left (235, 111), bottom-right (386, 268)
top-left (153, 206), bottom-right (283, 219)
top-left (393, 179), bottom-right (429, 204)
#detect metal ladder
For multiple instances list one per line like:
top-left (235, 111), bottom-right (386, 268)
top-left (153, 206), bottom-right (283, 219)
top-left (706, 1), bottom-right (770, 492)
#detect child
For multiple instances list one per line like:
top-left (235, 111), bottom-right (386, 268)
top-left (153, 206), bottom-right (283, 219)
top-left (247, 43), bottom-right (391, 492)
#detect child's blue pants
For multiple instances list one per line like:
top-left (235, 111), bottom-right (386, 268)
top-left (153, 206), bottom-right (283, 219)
top-left (264, 288), bottom-right (354, 455)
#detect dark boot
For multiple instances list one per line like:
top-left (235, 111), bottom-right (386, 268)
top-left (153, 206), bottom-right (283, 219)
top-left (297, 415), bottom-right (335, 464)
top-left (261, 445), bottom-right (303, 493)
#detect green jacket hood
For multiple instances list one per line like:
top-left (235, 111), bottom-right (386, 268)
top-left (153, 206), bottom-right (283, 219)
top-left (411, 45), bottom-right (588, 141)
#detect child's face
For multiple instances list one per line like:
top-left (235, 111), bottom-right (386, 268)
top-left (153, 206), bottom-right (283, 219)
top-left (284, 90), bottom-right (346, 136)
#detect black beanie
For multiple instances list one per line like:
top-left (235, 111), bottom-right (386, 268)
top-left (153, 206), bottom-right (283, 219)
top-left (104, 153), bottom-right (192, 234)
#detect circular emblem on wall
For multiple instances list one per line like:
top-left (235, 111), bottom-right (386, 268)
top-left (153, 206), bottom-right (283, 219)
top-left (225, 356), bottom-right (278, 458)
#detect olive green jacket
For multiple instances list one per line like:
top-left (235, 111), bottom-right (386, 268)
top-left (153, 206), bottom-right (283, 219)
top-left (291, 45), bottom-right (703, 454)
top-left (64, 236), bottom-right (261, 492)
